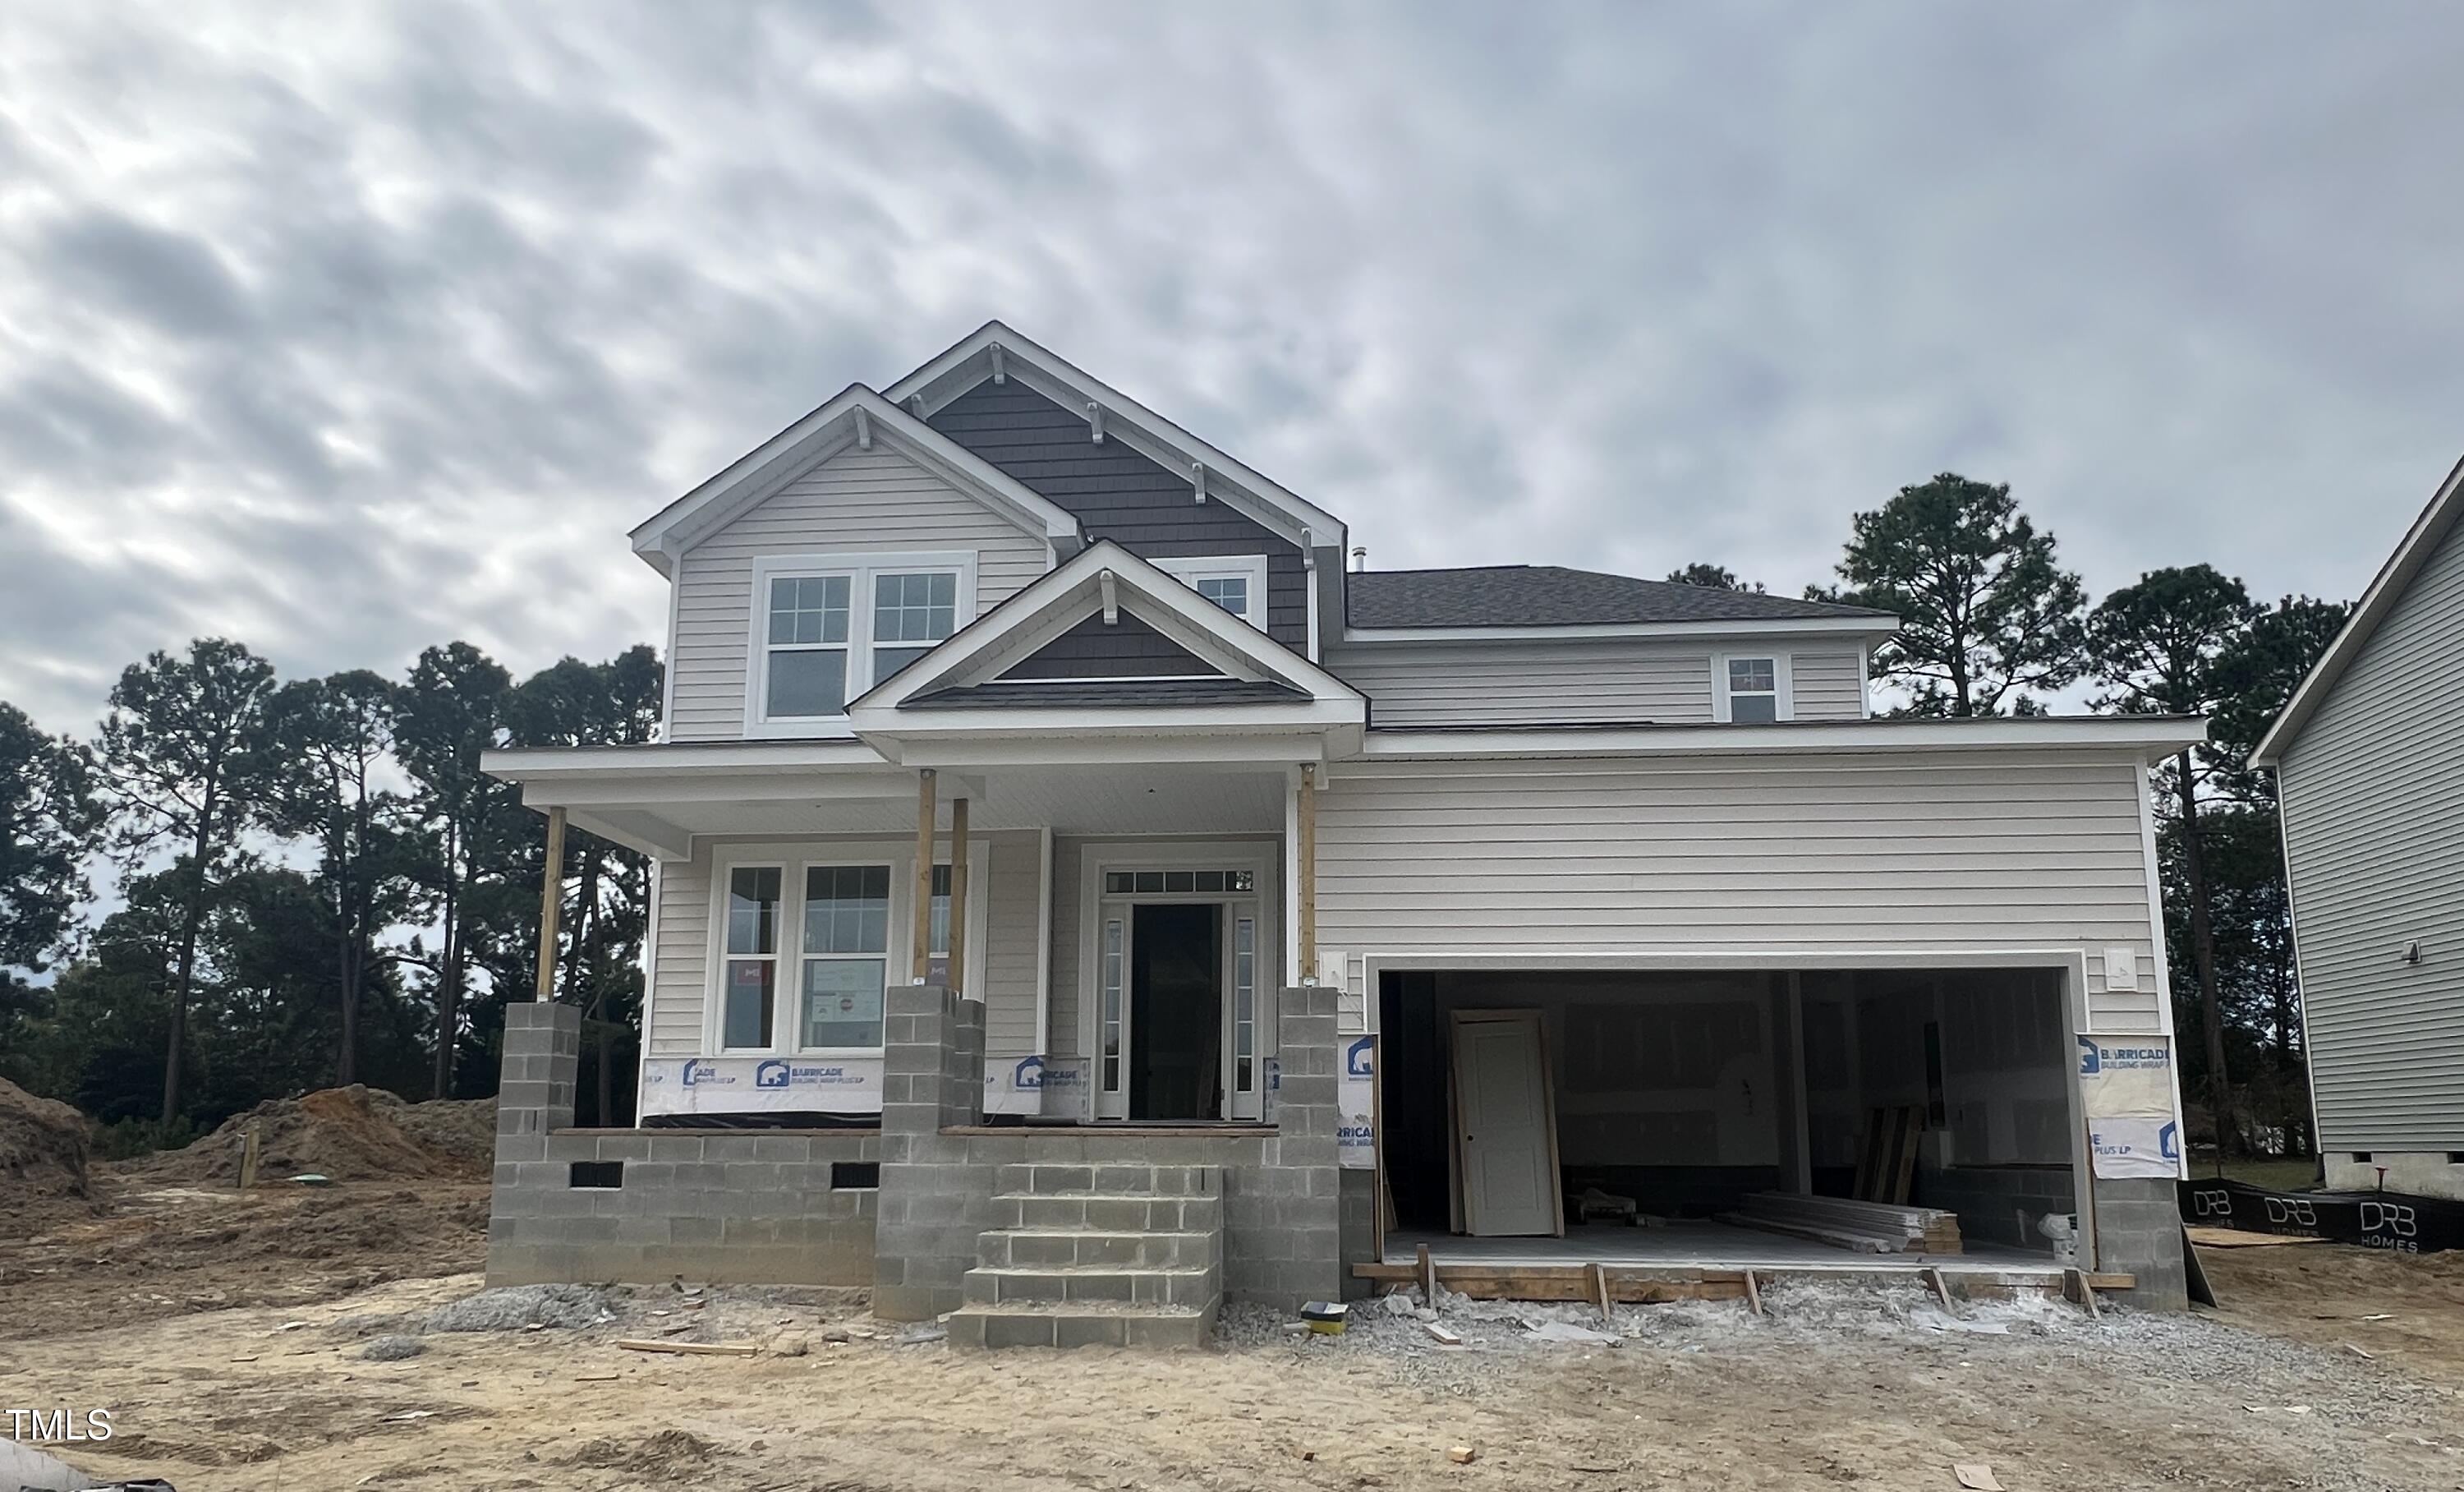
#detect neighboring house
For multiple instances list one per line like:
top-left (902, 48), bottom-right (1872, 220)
top-left (481, 324), bottom-right (2200, 1344)
top-left (2253, 458), bottom-right (2464, 1201)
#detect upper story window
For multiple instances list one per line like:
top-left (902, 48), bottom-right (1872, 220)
top-left (1715, 653), bottom-right (1793, 723)
top-left (1152, 555), bottom-right (1269, 632)
top-left (750, 552), bottom-right (975, 733)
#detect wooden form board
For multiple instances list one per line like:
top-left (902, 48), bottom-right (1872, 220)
top-left (1447, 1009), bottom-right (1565, 1238)
top-left (1852, 1106), bottom-right (1925, 1204)
top-left (1350, 1260), bottom-right (2137, 1302)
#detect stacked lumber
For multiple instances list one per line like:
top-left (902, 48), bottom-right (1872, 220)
top-left (1724, 1191), bottom-right (1964, 1255)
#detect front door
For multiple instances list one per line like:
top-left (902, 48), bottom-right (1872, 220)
top-left (1091, 862), bottom-right (1268, 1122)
top-left (1130, 904), bottom-right (1221, 1121)
top-left (1453, 1014), bottom-right (1559, 1236)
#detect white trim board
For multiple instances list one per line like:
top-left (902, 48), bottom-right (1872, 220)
top-left (1342, 615), bottom-right (1901, 645)
top-left (627, 385), bottom-right (1083, 577)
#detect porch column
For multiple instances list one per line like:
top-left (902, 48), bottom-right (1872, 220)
top-left (531, 806), bottom-right (566, 1002)
top-left (1297, 765), bottom-right (1318, 979)
top-left (911, 768), bottom-right (936, 981)
top-left (947, 795), bottom-right (970, 995)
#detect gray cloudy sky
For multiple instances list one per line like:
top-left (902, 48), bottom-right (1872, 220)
top-left (3, 2), bottom-right (2458, 734)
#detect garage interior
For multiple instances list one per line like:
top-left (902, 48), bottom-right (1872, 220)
top-left (1374, 967), bottom-right (2090, 1273)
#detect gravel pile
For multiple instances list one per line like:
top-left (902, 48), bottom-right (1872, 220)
top-left (426, 1283), bottom-right (618, 1333)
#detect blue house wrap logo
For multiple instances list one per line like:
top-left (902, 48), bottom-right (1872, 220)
top-left (1345, 1037), bottom-right (1375, 1079)
top-left (2160, 1121), bottom-right (2180, 1162)
top-left (681, 1058), bottom-right (718, 1087)
top-left (2076, 1035), bottom-right (2102, 1076)
top-left (756, 1060), bottom-right (792, 1089)
top-left (1013, 1055), bottom-right (1045, 1091)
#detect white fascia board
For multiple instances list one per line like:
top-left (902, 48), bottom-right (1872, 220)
top-left (885, 730), bottom-right (1350, 770)
top-left (1352, 716), bottom-right (2206, 764)
top-left (2250, 453), bottom-right (2464, 768)
top-left (848, 540), bottom-right (1365, 713)
top-left (482, 740), bottom-right (890, 780)
top-left (626, 385), bottom-right (1081, 575)
top-left (1339, 615), bottom-right (1902, 646)
top-left (884, 322), bottom-right (1348, 553)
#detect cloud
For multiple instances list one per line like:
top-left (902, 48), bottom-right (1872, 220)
top-left (0, 0), bottom-right (2457, 733)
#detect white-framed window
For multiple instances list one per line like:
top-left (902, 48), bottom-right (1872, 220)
top-left (798, 863), bottom-right (891, 1049)
top-left (1713, 652), bottom-right (1794, 723)
top-left (705, 840), bottom-right (987, 1056)
top-left (746, 551), bottom-right (977, 734)
top-left (1152, 554), bottom-right (1270, 632)
top-left (720, 865), bottom-right (784, 1050)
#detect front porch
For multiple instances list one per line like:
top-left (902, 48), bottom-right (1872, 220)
top-left (486, 979), bottom-right (1357, 1327)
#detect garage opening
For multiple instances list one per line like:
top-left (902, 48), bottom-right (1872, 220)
top-left (1377, 967), bottom-right (2086, 1269)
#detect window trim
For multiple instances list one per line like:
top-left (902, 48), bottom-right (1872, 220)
top-left (1152, 554), bottom-right (1270, 632)
top-left (744, 550), bottom-right (977, 737)
top-left (701, 838), bottom-right (990, 1057)
top-left (1712, 652), bottom-right (1794, 724)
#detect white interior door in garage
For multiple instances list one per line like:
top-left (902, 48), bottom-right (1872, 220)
top-left (1450, 1010), bottom-right (1564, 1236)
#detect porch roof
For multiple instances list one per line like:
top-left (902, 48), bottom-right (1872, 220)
top-left (479, 739), bottom-right (1290, 859)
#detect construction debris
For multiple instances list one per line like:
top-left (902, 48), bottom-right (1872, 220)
top-left (1953, 1464), bottom-right (2005, 1490)
top-left (1447, 1445), bottom-right (1478, 1465)
top-left (617, 1338), bottom-right (761, 1356)
top-left (1727, 1191), bottom-right (1964, 1255)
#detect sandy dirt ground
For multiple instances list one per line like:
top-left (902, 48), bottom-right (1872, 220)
top-left (5, 1183), bottom-right (2462, 1491)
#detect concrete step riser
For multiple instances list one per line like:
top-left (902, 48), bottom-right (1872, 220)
top-left (994, 1163), bottom-right (1221, 1199)
top-left (948, 1306), bottom-right (1216, 1352)
top-left (978, 1230), bottom-right (1221, 1271)
top-left (962, 1264), bottom-right (1221, 1309)
top-left (993, 1195), bottom-right (1225, 1232)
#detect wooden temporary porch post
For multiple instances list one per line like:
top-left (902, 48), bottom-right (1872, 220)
top-left (532, 806), bottom-right (567, 1002)
top-left (947, 795), bottom-right (970, 995)
top-left (1298, 765), bottom-right (1318, 979)
top-left (911, 768), bottom-right (937, 982)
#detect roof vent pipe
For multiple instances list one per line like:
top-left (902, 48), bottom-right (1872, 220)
top-left (1351, 546), bottom-right (1367, 572)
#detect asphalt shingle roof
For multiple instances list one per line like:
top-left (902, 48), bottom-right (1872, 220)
top-left (1345, 566), bottom-right (1897, 629)
top-left (903, 679), bottom-right (1308, 710)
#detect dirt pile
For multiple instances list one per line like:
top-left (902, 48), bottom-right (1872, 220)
top-left (127, 1085), bottom-right (496, 1185)
top-left (1, 1076), bottom-right (91, 1204)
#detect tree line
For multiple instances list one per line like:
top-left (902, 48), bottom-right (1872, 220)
top-left (1, 641), bottom-right (660, 1147)
top-left (4, 474), bottom-right (2347, 1158)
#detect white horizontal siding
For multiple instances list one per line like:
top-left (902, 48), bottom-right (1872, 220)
top-left (2278, 513), bottom-right (2464, 1150)
top-left (1326, 640), bottom-right (1866, 727)
top-left (643, 831), bottom-right (1045, 1059)
top-left (1315, 751), bottom-right (2164, 1034)
top-left (666, 446), bottom-right (1050, 741)
top-left (1791, 649), bottom-right (1866, 720)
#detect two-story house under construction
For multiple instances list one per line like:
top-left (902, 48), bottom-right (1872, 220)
top-left (482, 325), bottom-right (2198, 1347)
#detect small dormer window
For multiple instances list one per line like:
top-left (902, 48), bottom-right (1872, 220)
top-left (1716, 654), bottom-right (1792, 723)
top-left (1152, 555), bottom-right (1269, 631)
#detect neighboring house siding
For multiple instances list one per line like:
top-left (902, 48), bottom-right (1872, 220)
top-left (643, 831), bottom-right (1044, 1060)
top-left (666, 445), bottom-right (1050, 741)
top-left (926, 381), bottom-right (1311, 650)
top-left (2278, 514), bottom-right (2464, 1151)
top-left (1313, 751), bottom-right (2162, 1034)
top-left (1326, 642), bottom-right (1866, 727)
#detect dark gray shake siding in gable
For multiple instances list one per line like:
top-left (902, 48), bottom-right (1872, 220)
top-left (999, 610), bottom-right (1225, 680)
top-left (928, 381), bottom-right (1311, 650)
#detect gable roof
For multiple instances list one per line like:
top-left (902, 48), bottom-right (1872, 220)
top-left (627, 384), bottom-right (1083, 576)
top-left (883, 321), bottom-right (1346, 555)
top-left (848, 538), bottom-right (1364, 714)
top-left (2251, 454), bottom-right (2464, 769)
top-left (1345, 565), bottom-right (1900, 632)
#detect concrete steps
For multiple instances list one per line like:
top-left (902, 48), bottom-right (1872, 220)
top-left (949, 1163), bottom-right (1224, 1352)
